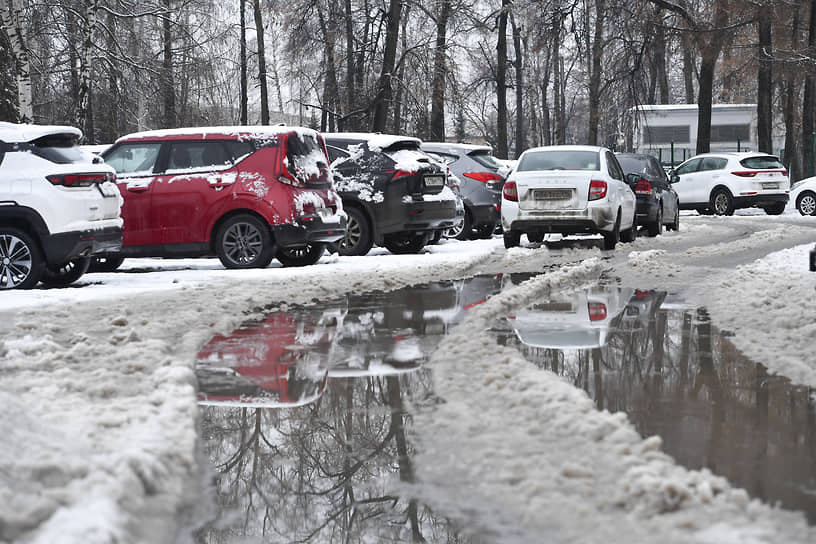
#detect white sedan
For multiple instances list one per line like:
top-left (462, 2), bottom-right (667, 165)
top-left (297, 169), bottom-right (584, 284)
top-left (500, 145), bottom-right (637, 250)
top-left (791, 177), bottom-right (816, 216)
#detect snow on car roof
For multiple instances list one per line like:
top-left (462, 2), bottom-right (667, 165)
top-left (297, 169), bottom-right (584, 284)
top-left (422, 142), bottom-right (493, 154)
top-left (116, 125), bottom-right (318, 142)
top-left (521, 144), bottom-right (610, 155)
top-left (321, 132), bottom-right (421, 151)
top-left (0, 121), bottom-right (82, 143)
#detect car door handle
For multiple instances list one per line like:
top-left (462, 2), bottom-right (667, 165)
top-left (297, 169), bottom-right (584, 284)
top-left (127, 186), bottom-right (149, 193)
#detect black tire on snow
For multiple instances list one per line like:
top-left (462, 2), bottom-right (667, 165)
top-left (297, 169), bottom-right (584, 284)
top-left (276, 243), bottom-right (326, 267)
top-left (40, 256), bottom-right (91, 287)
top-left (337, 206), bottom-right (374, 256)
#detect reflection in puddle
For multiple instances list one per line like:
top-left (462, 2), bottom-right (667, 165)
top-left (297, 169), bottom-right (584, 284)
top-left (194, 275), bottom-right (510, 542)
top-left (494, 285), bottom-right (816, 523)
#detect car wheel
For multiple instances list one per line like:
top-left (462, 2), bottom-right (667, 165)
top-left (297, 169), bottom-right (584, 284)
top-left (710, 188), bottom-right (734, 216)
top-left (428, 230), bottom-right (443, 245)
top-left (383, 232), bottom-right (427, 254)
top-left (647, 206), bottom-right (663, 237)
top-left (338, 206), bottom-right (373, 256)
top-left (276, 243), bottom-right (325, 267)
top-left (88, 255), bottom-right (125, 272)
top-left (666, 207), bottom-right (680, 231)
top-left (762, 202), bottom-right (786, 215)
top-left (215, 214), bottom-right (274, 269)
top-left (527, 232), bottom-right (545, 244)
top-left (797, 191), bottom-right (816, 216)
top-left (455, 211), bottom-right (473, 240)
top-left (0, 228), bottom-right (45, 290)
top-left (40, 256), bottom-right (91, 287)
top-left (503, 230), bottom-right (521, 248)
top-left (602, 213), bottom-right (621, 250)
top-left (621, 213), bottom-right (638, 243)
top-left (444, 220), bottom-right (465, 239)
top-left (475, 224), bottom-right (495, 239)
top-left (697, 207), bottom-right (714, 215)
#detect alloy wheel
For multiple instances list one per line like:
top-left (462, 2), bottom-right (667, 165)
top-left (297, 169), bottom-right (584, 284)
top-left (799, 193), bottom-right (816, 216)
top-left (222, 221), bottom-right (264, 265)
top-left (0, 234), bottom-right (34, 289)
top-left (341, 214), bottom-right (362, 250)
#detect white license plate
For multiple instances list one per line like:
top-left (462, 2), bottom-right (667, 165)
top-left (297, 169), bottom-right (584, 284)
top-left (534, 189), bottom-right (572, 200)
top-left (424, 175), bottom-right (445, 187)
top-left (761, 183), bottom-right (778, 190)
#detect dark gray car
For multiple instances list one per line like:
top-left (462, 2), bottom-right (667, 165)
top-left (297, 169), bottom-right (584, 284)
top-left (421, 142), bottom-right (506, 239)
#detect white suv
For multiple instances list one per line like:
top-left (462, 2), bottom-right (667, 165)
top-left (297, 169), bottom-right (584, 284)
top-left (671, 152), bottom-right (789, 215)
top-left (0, 123), bottom-right (122, 289)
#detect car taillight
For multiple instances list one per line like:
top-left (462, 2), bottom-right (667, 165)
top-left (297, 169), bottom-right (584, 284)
top-left (46, 172), bottom-right (115, 187)
top-left (588, 302), bottom-right (607, 321)
top-left (463, 172), bottom-right (503, 183)
top-left (503, 180), bottom-right (518, 202)
top-left (278, 167), bottom-right (302, 186)
top-left (385, 169), bottom-right (412, 180)
top-left (635, 180), bottom-right (652, 195)
top-left (589, 179), bottom-right (607, 200)
top-left (731, 171), bottom-right (758, 178)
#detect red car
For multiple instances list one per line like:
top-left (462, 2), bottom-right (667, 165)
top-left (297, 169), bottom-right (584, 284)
top-left (97, 126), bottom-right (346, 270)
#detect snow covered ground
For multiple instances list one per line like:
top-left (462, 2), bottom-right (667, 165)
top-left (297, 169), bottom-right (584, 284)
top-left (1, 210), bottom-right (815, 543)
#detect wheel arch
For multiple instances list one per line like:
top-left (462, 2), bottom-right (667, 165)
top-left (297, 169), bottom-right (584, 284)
top-left (209, 208), bottom-right (273, 253)
top-left (709, 184), bottom-right (733, 200)
top-left (0, 206), bottom-right (48, 255)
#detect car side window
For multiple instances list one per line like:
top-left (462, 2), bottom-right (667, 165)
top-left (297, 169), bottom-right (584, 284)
top-left (104, 143), bottom-right (162, 175)
top-left (699, 157), bottom-right (727, 172)
top-left (167, 141), bottom-right (231, 171)
top-left (0, 141), bottom-right (5, 166)
top-left (326, 145), bottom-right (349, 164)
top-left (606, 152), bottom-right (624, 181)
top-left (674, 158), bottom-right (701, 175)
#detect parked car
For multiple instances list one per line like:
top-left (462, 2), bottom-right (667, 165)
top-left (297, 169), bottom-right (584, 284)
top-left (323, 132), bottom-right (460, 256)
top-left (0, 122), bottom-right (122, 289)
top-left (98, 126), bottom-right (346, 270)
top-left (670, 152), bottom-right (789, 215)
top-left (790, 176), bottom-right (816, 216)
top-left (501, 145), bottom-right (637, 250)
top-left (420, 142), bottom-right (506, 240)
top-left (616, 152), bottom-right (680, 236)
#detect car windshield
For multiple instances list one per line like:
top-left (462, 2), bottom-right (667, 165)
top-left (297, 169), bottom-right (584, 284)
top-left (517, 150), bottom-right (600, 172)
top-left (617, 156), bottom-right (649, 174)
top-left (29, 134), bottom-right (87, 164)
top-left (740, 156), bottom-right (784, 169)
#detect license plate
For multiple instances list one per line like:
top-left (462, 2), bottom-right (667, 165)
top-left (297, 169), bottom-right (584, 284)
top-left (424, 175), bottom-right (445, 187)
top-left (761, 183), bottom-right (778, 190)
top-left (534, 189), bottom-right (572, 201)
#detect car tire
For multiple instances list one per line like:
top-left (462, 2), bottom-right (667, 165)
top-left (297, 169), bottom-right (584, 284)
top-left (474, 224), bottom-right (495, 239)
top-left (621, 213), bottom-right (638, 243)
top-left (647, 206), bottom-right (663, 237)
top-left (428, 230), bottom-right (443, 245)
top-left (503, 230), bottom-right (521, 248)
top-left (710, 188), bottom-right (734, 216)
top-left (455, 211), bottom-right (473, 240)
top-left (337, 206), bottom-right (374, 256)
top-left (527, 232), bottom-right (545, 244)
top-left (796, 191), bottom-right (816, 216)
top-left (697, 207), bottom-right (714, 215)
top-left (40, 256), bottom-right (91, 287)
top-left (88, 255), bottom-right (125, 272)
top-left (602, 213), bottom-right (621, 250)
top-left (443, 220), bottom-right (465, 239)
top-left (666, 208), bottom-right (680, 231)
top-left (0, 228), bottom-right (45, 290)
top-left (383, 232), bottom-right (427, 254)
top-left (276, 243), bottom-right (325, 267)
top-left (215, 214), bottom-right (274, 269)
top-left (762, 202), bottom-right (786, 215)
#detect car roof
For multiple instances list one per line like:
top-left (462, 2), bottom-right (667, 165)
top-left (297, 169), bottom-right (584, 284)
top-left (521, 145), bottom-right (610, 154)
top-left (115, 125), bottom-right (317, 143)
top-left (322, 132), bottom-right (421, 151)
top-left (0, 121), bottom-right (82, 143)
top-left (683, 151), bottom-right (778, 160)
top-left (421, 142), bottom-right (493, 154)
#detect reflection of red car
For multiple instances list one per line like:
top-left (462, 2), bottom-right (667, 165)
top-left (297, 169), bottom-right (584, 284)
top-left (196, 313), bottom-right (330, 408)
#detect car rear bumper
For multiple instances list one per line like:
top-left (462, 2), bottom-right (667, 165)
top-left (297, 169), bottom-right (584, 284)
top-left (732, 193), bottom-right (788, 208)
top-left (635, 196), bottom-right (660, 221)
top-left (376, 198), bottom-right (460, 234)
top-left (273, 214), bottom-right (347, 247)
top-left (468, 202), bottom-right (501, 227)
top-left (42, 226), bottom-right (123, 265)
top-left (503, 203), bottom-right (616, 234)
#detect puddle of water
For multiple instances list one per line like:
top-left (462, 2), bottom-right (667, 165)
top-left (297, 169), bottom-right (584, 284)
top-left (193, 275), bottom-right (510, 542)
top-left (492, 285), bottom-right (816, 523)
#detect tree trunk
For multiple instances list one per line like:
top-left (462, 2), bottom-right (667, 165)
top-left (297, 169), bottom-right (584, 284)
top-left (512, 13), bottom-right (524, 158)
top-left (429, 0), bottom-right (451, 141)
top-left (681, 33), bottom-right (695, 104)
top-left (696, 55), bottom-right (716, 154)
top-left (653, 13), bottom-right (669, 104)
top-left (253, 0), bottom-right (269, 124)
top-left (371, 0), bottom-right (400, 132)
top-left (587, 0), bottom-right (605, 146)
top-left (76, 0), bottom-right (99, 137)
top-left (392, 2), bottom-right (409, 135)
top-left (317, 0), bottom-right (339, 132)
top-left (239, 0), bottom-right (248, 125)
top-left (757, 4), bottom-right (773, 153)
top-left (342, 0), bottom-right (355, 130)
top-left (1, 0), bottom-right (33, 122)
top-left (161, 0), bottom-right (175, 128)
top-left (801, 0), bottom-right (815, 179)
top-left (495, 0), bottom-right (509, 158)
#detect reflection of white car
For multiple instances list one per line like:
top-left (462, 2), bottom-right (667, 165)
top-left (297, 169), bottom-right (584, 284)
top-left (790, 177), bottom-right (816, 216)
top-left (501, 145), bottom-right (637, 250)
top-left (509, 285), bottom-right (633, 349)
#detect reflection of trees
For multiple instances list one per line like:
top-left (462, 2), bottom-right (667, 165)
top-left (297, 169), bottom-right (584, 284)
top-left (196, 370), bottom-right (466, 543)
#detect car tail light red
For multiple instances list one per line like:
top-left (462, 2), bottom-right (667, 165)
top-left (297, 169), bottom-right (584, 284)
top-left (463, 172), bottom-right (503, 183)
top-left (385, 169), bottom-right (412, 180)
top-left (588, 302), bottom-right (607, 321)
top-left (732, 169), bottom-right (787, 178)
top-left (503, 180), bottom-right (518, 202)
top-left (46, 172), bottom-right (115, 187)
top-left (634, 180), bottom-right (652, 195)
top-left (588, 179), bottom-right (607, 200)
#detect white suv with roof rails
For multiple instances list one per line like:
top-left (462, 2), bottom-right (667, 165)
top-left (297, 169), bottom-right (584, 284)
top-left (671, 151), bottom-right (789, 215)
top-left (0, 122), bottom-right (122, 289)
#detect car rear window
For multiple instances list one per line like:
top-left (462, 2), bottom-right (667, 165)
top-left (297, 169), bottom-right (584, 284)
top-left (517, 150), bottom-right (600, 172)
top-left (740, 156), bottom-right (784, 169)
top-left (286, 132), bottom-right (330, 184)
top-left (617, 155), bottom-right (663, 177)
top-left (28, 134), bottom-right (87, 164)
top-left (470, 151), bottom-right (503, 170)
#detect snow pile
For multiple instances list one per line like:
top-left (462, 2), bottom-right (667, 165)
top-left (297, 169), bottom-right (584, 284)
top-left (412, 256), bottom-right (815, 543)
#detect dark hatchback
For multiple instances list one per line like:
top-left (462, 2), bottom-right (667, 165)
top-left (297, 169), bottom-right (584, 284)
top-left (616, 153), bottom-right (680, 236)
top-left (323, 133), bottom-right (460, 256)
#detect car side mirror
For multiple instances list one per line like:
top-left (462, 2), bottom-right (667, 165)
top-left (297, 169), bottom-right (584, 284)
top-left (670, 171), bottom-right (680, 184)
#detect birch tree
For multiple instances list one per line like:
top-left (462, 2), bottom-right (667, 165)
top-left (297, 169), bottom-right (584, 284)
top-left (1, 0), bottom-right (32, 122)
